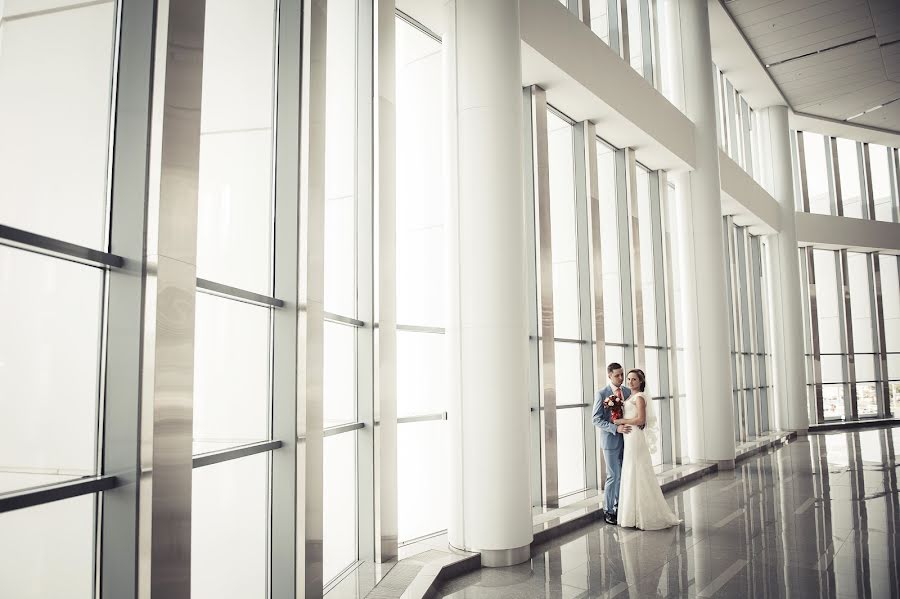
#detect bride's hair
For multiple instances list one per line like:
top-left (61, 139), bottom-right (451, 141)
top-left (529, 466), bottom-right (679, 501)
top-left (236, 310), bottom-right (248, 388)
top-left (627, 369), bottom-right (646, 392)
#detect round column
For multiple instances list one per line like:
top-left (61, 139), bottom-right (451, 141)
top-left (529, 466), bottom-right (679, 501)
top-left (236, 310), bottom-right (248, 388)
top-left (443, 0), bottom-right (533, 566)
top-left (764, 105), bottom-right (809, 433)
top-left (674, 0), bottom-right (736, 468)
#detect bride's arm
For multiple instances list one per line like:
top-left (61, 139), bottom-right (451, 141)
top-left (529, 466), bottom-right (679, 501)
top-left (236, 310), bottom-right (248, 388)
top-left (613, 394), bottom-right (646, 426)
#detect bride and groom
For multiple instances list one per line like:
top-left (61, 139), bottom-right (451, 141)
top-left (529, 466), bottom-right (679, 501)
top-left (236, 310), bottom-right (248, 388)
top-left (593, 362), bottom-right (679, 530)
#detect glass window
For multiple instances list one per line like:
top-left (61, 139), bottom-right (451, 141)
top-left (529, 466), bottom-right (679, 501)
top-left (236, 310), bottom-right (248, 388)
top-left (192, 453), bottom-right (268, 599)
top-left (547, 111), bottom-right (581, 339)
top-left (869, 144), bottom-right (894, 222)
top-left (193, 293), bottom-right (271, 454)
top-left (398, 420), bottom-right (448, 542)
top-left (597, 141), bottom-right (623, 344)
top-left (847, 253), bottom-right (874, 353)
top-left (813, 250), bottom-right (842, 353)
top-left (0, 246), bottom-right (103, 491)
top-left (0, 2), bottom-right (117, 249)
top-left (396, 17), bottom-right (443, 327)
top-left (324, 0), bottom-right (358, 317)
top-left (802, 132), bottom-right (832, 215)
top-left (396, 331), bottom-right (446, 418)
top-left (323, 431), bottom-right (358, 584)
top-left (556, 407), bottom-right (586, 496)
top-left (857, 383), bottom-right (878, 417)
top-left (0, 494), bottom-right (95, 598)
top-left (589, 0), bottom-right (611, 46)
top-left (881, 255), bottom-right (900, 354)
top-left (197, 0), bottom-right (276, 294)
top-left (636, 167), bottom-right (657, 346)
top-left (836, 138), bottom-right (863, 218)
top-left (822, 384), bottom-right (845, 420)
top-left (323, 321), bottom-right (357, 428)
top-left (626, 0), bottom-right (645, 75)
top-left (555, 341), bottom-right (583, 406)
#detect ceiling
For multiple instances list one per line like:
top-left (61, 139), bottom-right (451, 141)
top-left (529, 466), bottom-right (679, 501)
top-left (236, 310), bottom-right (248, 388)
top-left (722, 0), bottom-right (900, 132)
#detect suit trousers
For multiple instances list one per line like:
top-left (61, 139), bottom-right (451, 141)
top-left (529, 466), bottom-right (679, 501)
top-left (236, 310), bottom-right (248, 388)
top-left (603, 445), bottom-right (624, 514)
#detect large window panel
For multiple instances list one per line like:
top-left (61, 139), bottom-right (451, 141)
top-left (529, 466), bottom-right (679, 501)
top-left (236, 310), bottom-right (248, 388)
top-left (324, 321), bottom-right (357, 427)
top-left (323, 431), bottom-right (358, 584)
top-left (192, 453), bottom-right (268, 599)
top-left (869, 144), bottom-right (895, 222)
top-left (588, 0), bottom-right (611, 46)
top-left (625, 0), bottom-right (645, 75)
top-left (555, 341), bottom-right (583, 406)
top-left (324, 0), bottom-right (358, 317)
top-left (556, 407), bottom-right (586, 496)
top-left (396, 16), bottom-right (443, 327)
top-left (802, 132), bottom-right (832, 215)
top-left (0, 246), bottom-right (103, 488)
top-left (193, 294), bottom-right (270, 454)
top-left (847, 253), bottom-right (874, 353)
top-left (0, 494), bottom-right (94, 598)
top-left (882, 255), bottom-right (900, 354)
top-left (0, 2), bottom-right (116, 249)
top-left (197, 0), bottom-right (276, 294)
top-left (813, 250), bottom-right (842, 353)
top-left (397, 420), bottom-right (448, 542)
top-left (836, 138), bottom-right (863, 218)
top-left (396, 330), bottom-right (446, 417)
top-left (547, 111), bottom-right (580, 339)
top-left (636, 166), bottom-right (657, 347)
top-left (823, 384), bottom-right (845, 420)
top-left (597, 141), bottom-right (623, 344)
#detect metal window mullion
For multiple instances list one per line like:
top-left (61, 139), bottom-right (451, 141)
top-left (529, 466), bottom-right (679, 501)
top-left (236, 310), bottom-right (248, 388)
top-left (872, 254), bottom-right (892, 417)
top-left (298, 0), bottom-right (328, 592)
top-left (271, 0), bottom-right (303, 594)
top-left (529, 85), bottom-right (559, 509)
top-left (725, 80), bottom-right (739, 161)
top-left (98, 0), bottom-right (156, 595)
top-left (837, 250), bottom-right (858, 420)
top-left (797, 131), bottom-right (812, 213)
top-left (892, 148), bottom-right (900, 223)
top-left (567, 0), bottom-right (591, 23)
top-left (617, 0), bottom-right (630, 64)
top-left (648, 171), bottom-right (671, 462)
top-left (355, 0), bottom-right (377, 566)
top-left (574, 121), bottom-right (598, 491)
top-left (863, 143), bottom-right (876, 221)
top-left (606, 0), bottom-right (622, 55)
top-left (829, 137), bottom-right (844, 217)
top-left (741, 98), bottom-right (753, 178)
top-left (624, 148), bottom-right (644, 369)
top-left (0, 224), bottom-right (125, 269)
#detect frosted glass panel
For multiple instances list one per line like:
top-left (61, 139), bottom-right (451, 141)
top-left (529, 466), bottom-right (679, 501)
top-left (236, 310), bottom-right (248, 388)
top-left (0, 2), bottom-right (116, 249)
top-left (396, 17), bottom-right (444, 327)
top-left (0, 246), bottom-right (102, 481)
top-left (397, 331), bottom-right (446, 418)
top-left (323, 431), bottom-right (357, 584)
top-left (556, 407), bottom-right (586, 496)
top-left (192, 453), bottom-right (268, 599)
top-left (324, 321), bottom-right (357, 427)
top-left (836, 138), bottom-right (863, 218)
top-left (0, 494), bottom-right (94, 599)
top-left (193, 294), bottom-right (270, 454)
top-left (869, 145), bottom-right (894, 222)
top-left (821, 355), bottom-right (844, 384)
top-left (197, 0), bottom-right (276, 294)
top-left (398, 420), bottom-right (448, 542)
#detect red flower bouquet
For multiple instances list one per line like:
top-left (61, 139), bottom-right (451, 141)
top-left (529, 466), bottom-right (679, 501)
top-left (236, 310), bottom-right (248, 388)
top-left (603, 392), bottom-right (624, 422)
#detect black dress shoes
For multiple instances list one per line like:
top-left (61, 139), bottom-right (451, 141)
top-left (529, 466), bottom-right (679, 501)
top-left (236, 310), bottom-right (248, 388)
top-left (604, 511), bottom-right (617, 525)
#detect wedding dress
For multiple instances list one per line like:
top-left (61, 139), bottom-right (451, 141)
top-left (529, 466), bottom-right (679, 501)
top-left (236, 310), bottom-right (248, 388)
top-left (617, 392), bottom-right (680, 530)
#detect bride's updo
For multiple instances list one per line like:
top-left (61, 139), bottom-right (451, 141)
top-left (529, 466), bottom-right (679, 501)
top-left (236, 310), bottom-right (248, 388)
top-left (627, 369), bottom-right (646, 392)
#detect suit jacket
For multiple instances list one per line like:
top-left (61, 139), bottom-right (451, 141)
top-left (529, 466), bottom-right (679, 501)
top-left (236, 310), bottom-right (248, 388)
top-left (592, 384), bottom-right (632, 450)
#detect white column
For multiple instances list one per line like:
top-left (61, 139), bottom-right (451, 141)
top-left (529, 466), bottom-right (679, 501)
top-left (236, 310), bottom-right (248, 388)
top-left (764, 105), bottom-right (809, 434)
top-left (673, 0), bottom-right (736, 467)
top-left (444, 0), bottom-right (533, 566)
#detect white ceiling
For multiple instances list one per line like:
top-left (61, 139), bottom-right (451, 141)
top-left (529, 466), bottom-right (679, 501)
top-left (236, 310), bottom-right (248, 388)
top-left (723, 0), bottom-right (900, 132)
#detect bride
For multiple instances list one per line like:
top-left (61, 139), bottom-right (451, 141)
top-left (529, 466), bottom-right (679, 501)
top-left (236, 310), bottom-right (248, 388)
top-left (613, 369), bottom-right (680, 530)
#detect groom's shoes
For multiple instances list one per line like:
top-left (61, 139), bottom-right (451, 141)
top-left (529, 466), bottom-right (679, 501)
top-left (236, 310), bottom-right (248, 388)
top-left (603, 511), bottom-right (617, 525)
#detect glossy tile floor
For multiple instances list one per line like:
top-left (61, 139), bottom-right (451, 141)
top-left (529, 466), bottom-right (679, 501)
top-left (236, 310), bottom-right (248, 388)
top-left (436, 428), bottom-right (900, 599)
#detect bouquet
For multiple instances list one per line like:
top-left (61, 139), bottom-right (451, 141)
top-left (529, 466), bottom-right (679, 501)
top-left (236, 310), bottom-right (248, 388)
top-left (603, 392), bottom-right (624, 422)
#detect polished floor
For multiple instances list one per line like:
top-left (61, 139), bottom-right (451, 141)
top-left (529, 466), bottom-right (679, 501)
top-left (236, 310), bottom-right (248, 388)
top-left (436, 427), bottom-right (900, 599)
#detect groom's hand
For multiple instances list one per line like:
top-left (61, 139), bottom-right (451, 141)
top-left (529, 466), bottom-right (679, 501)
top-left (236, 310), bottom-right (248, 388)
top-left (617, 424), bottom-right (632, 434)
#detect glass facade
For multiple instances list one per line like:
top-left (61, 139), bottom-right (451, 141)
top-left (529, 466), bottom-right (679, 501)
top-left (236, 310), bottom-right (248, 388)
top-left (2, 1), bottom-right (898, 597)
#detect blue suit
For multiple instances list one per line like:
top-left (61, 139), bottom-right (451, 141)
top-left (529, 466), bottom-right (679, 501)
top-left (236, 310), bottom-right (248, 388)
top-left (592, 384), bottom-right (631, 515)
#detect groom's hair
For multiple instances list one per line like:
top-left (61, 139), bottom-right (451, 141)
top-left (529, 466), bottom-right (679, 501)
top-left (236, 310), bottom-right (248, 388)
top-left (607, 362), bottom-right (622, 374)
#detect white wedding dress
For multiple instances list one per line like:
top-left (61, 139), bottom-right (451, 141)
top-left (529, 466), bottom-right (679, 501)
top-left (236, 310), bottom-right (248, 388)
top-left (617, 392), bottom-right (680, 530)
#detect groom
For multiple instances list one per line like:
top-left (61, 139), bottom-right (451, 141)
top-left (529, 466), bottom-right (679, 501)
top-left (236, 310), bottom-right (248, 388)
top-left (592, 362), bottom-right (632, 525)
